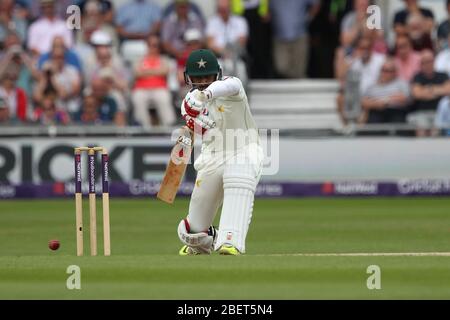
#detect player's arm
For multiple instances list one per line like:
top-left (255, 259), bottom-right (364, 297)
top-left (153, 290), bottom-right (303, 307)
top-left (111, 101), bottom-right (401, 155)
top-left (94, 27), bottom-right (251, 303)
top-left (202, 77), bottom-right (243, 100)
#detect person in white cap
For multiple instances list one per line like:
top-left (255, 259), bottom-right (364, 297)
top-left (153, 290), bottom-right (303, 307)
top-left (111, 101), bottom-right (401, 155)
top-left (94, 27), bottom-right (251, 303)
top-left (84, 30), bottom-right (129, 89)
top-left (84, 30), bottom-right (130, 118)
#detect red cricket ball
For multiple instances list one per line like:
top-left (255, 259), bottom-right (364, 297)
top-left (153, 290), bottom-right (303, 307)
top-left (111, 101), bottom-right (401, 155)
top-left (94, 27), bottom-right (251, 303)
top-left (49, 239), bottom-right (60, 251)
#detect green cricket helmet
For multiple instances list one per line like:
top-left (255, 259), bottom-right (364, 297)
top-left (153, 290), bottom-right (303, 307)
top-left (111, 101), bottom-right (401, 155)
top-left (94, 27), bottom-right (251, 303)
top-left (184, 49), bottom-right (222, 87)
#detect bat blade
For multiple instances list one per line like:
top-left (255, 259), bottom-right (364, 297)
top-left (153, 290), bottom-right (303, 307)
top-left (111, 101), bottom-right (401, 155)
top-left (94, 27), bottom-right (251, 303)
top-left (157, 127), bottom-right (194, 204)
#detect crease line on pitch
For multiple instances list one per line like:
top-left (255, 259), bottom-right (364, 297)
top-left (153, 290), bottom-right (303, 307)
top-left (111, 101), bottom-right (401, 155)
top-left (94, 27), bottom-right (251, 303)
top-left (254, 252), bottom-right (450, 257)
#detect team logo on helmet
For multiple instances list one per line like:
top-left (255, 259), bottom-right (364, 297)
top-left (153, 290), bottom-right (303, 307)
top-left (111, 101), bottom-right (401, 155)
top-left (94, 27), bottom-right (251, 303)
top-left (197, 58), bottom-right (207, 69)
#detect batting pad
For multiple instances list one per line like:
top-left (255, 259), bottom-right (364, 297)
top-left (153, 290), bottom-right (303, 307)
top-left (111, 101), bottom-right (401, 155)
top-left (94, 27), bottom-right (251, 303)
top-left (178, 219), bottom-right (215, 254)
top-left (215, 164), bottom-right (258, 253)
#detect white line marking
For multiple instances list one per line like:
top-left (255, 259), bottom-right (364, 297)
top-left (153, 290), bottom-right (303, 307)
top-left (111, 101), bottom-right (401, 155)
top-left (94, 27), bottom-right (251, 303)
top-left (258, 252), bottom-right (450, 257)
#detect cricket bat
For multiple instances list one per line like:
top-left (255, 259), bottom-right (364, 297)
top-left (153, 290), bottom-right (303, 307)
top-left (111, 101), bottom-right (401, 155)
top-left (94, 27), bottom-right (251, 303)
top-left (157, 126), bottom-right (194, 204)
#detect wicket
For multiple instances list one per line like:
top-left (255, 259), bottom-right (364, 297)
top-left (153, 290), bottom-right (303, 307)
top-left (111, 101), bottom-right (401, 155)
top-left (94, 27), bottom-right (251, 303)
top-left (74, 147), bottom-right (111, 256)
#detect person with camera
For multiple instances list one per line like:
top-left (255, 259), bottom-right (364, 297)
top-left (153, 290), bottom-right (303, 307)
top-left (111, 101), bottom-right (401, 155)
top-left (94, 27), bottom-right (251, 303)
top-left (0, 64), bottom-right (28, 123)
top-left (33, 43), bottom-right (81, 119)
top-left (0, 31), bottom-right (40, 99)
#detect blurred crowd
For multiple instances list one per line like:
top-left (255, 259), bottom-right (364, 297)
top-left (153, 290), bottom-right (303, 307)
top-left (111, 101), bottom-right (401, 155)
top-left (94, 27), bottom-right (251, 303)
top-left (336, 0), bottom-right (450, 136)
top-left (0, 0), bottom-right (450, 135)
top-left (0, 0), bottom-right (273, 127)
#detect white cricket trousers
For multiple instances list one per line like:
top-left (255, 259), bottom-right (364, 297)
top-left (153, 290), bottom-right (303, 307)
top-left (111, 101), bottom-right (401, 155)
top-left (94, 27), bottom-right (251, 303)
top-left (187, 146), bottom-right (263, 253)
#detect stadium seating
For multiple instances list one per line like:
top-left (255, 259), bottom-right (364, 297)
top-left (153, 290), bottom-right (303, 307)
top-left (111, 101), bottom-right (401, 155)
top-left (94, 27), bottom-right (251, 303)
top-left (248, 80), bottom-right (342, 130)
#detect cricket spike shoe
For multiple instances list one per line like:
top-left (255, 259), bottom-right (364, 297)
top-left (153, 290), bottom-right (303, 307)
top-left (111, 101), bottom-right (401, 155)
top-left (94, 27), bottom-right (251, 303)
top-left (217, 244), bottom-right (241, 256)
top-left (179, 245), bottom-right (202, 256)
top-left (178, 226), bottom-right (218, 256)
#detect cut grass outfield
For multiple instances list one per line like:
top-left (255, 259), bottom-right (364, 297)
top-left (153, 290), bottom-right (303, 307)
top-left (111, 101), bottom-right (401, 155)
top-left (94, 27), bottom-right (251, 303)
top-left (0, 198), bottom-right (449, 299)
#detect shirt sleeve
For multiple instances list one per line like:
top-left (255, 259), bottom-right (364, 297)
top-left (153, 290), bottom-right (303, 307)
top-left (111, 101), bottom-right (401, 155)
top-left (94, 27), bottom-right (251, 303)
top-left (206, 77), bottom-right (244, 100)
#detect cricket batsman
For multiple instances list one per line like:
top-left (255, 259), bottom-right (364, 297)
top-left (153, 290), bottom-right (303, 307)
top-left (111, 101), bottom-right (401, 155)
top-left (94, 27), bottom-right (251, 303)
top-left (177, 49), bottom-right (264, 256)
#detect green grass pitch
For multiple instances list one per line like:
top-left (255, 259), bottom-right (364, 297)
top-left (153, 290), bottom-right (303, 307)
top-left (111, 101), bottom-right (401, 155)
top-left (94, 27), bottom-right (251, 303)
top-left (0, 198), bottom-right (449, 299)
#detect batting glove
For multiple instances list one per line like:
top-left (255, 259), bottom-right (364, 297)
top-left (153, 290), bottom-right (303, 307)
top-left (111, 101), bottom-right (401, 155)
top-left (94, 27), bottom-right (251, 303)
top-left (182, 89), bottom-right (212, 117)
top-left (183, 113), bottom-right (216, 133)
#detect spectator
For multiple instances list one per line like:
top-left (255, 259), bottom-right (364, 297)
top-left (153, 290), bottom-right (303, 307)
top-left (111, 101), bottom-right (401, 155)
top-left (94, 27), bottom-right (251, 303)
top-left (75, 29), bottom-right (109, 83)
top-left (336, 36), bottom-right (385, 125)
top-left (27, 0), bottom-right (74, 57)
top-left (161, 0), bottom-right (205, 62)
top-left (0, 64), bottom-right (28, 122)
top-left (435, 96), bottom-right (450, 135)
top-left (231, 0), bottom-right (273, 79)
top-left (34, 44), bottom-right (82, 116)
top-left (75, 0), bottom-right (119, 52)
top-left (393, 0), bottom-right (434, 36)
top-left (270, 0), bottom-right (320, 78)
top-left (37, 36), bottom-right (83, 74)
top-left (0, 31), bottom-right (40, 98)
top-left (76, 94), bottom-right (103, 124)
top-left (337, 36), bottom-right (385, 94)
top-left (406, 13), bottom-right (434, 52)
top-left (435, 34), bottom-right (450, 76)
top-left (409, 50), bottom-right (450, 137)
top-left (334, 0), bottom-right (387, 83)
top-left (33, 92), bottom-right (70, 125)
top-left (115, 0), bottom-right (161, 41)
top-left (162, 0), bottom-right (205, 25)
top-left (132, 34), bottom-right (175, 127)
top-left (206, 0), bottom-right (249, 83)
top-left (79, 78), bottom-right (126, 126)
top-left (96, 67), bottom-right (130, 121)
top-left (0, 96), bottom-right (11, 124)
top-left (437, 0), bottom-right (450, 50)
top-left (83, 30), bottom-right (129, 88)
top-left (18, 0), bottom-right (75, 21)
top-left (77, 0), bottom-right (114, 25)
top-left (340, 0), bottom-right (386, 54)
top-left (0, 0), bottom-right (27, 45)
top-left (81, 30), bottom-right (130, 116)
top-left (361, 59), bottom-right (410, 124)
top-left (394, 35), bottom-right (421, 82)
